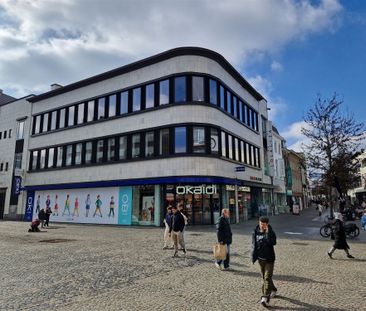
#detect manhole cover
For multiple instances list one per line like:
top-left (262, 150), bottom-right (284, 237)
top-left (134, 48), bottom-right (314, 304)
top-left (292, 242), bottom-right (309, 246)
top-left (39, 239), bottom-right (76, 243)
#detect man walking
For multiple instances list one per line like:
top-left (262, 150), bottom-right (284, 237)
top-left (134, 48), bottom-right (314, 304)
top-left (169, 206), bottom-right (186, 257)
top-left (163, 206), bottom-right (173, 249)
top-left (215, 208), bottom-right (232, 270)
top-left (251, 216), bottom-right (277, 307)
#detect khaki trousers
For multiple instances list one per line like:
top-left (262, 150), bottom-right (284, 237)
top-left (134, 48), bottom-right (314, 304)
top-left (171, 231), bottom-right (185, 251)
top-left (258, 259), bottom-right (277, 298)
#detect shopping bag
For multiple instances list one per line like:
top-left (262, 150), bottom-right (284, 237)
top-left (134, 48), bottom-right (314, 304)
top-left (213, 243), bottom-right (227, 260)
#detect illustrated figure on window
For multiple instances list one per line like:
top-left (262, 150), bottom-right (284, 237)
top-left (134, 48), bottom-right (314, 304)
top-left (72, 197), bottom-right (79, 217)
top-left (35, 195), bottom-right (41, 214)
top-left (93, 195), bottom-right (103, 217)
top-left (142, 201), bottom-right (149, 221)
top-left (108, 196), bottom-right (115, 217)
top-left (53, 194), bottom-right (59, 216)
top-left (85, 194), bottom-right (91, 217)
top-left (148, 198), bottom-right (155, 222)
top-left (45, 195), bottom-right (51, 210)
top-left (62, 194), bottom-right (71, 216)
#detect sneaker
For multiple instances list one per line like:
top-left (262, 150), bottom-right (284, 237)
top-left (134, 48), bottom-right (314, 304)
top-left (173, 251), bottom-right (178, 257)
top-left (215, 262), bottom-right (221, 269)
top-left (270, 290), bottom-right (277, 298)
top-left (163, 246), bottom-right (168, 250)
top-left (347, 254), bottom-right (355, 259)
top-left (260, 297), bottom-right (268, 307)
top-left (327, 252), bottom-right (333, 259)
top-left (183, 248), bottom-right (187, 254)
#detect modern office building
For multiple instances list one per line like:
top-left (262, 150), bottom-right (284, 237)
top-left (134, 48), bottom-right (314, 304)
top-left (0, 92), bottom-right (32, 220)
top-left (19, 47), bottom-right (276, 226)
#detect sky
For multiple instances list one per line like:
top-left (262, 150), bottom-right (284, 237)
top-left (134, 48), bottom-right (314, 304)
top-left (0, 0), bottom-right (365, 151)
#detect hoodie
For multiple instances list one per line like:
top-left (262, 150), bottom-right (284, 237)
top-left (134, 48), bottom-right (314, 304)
top-left (251, 224), bottom-right (277, 263)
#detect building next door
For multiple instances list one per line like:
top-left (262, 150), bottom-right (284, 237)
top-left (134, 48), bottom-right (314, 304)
top-left (0, 189), bottom-right (6, 219)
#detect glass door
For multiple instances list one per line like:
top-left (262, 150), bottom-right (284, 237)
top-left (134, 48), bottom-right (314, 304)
top-left (202, 194), bottom-right (211, 224)
top-left (193, 194), bottom-right (202, 224)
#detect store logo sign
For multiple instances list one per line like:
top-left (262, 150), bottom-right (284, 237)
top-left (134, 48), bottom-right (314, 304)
top-left (176, 185), bottom-right (217, 195)
top-left (24, 191), bottom-right (35, 221)
top-left (121, 194), bottom-right (129, 215)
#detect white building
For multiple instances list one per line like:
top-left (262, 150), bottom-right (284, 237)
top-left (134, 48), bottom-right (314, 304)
top-left (3, 47), bottom-right (280, 226)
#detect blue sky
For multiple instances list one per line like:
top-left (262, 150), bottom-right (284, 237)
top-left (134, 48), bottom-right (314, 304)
top-left (0, 0), bottom-right (364, 150)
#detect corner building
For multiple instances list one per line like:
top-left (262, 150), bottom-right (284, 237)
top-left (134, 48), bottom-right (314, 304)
top-left (25, 47), bottom-right (273, 226)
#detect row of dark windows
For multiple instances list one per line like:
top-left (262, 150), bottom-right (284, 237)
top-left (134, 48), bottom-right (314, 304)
top-left (31, 74), bottom-right (259, 136)
top-left (29, 124), bottom-right (261, 171)
top-left (0, 162), bottom-right (9, 172)
top-left (0, 129), bottom-right (12, 140)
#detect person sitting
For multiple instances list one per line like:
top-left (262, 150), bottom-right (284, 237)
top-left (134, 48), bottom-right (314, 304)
top-left (28, 219), bottom-right (41, 232)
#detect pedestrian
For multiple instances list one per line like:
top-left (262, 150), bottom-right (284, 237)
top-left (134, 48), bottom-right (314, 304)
top-left (327, 213), bottom-right (355, 259)
top-left (317, 202), bottom-right (323, 217)
top-left (28, 219), bottom-right (41, 232)
top-left (178, 204), bottom-right (188, 250)
top-left (163, 206), bottom-right (173, 249)
top-left (169, 206), bottom-right (186, 257)
top-left (44, 206), bottom-right (52, 227)
top-left (361, 210), bottom-right (366, 231)
top-left (38, 208), bottom-right (46, 228)
top-left (215, 208), bottom-right (232, 270)
top-left (251, 216), bottom-right (277, 307)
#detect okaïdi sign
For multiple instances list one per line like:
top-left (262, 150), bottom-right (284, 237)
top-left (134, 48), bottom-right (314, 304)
top-left (176, 185), bottom-right (217, 195)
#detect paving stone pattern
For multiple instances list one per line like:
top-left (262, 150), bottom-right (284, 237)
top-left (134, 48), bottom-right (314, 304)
top-left (0, 211), bottom-right (365, 311)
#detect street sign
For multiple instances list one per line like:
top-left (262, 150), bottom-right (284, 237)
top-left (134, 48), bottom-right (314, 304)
top-left (235, 166), bottom-right (245, 172)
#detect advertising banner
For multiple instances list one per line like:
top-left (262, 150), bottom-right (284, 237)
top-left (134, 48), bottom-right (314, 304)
top-left (24, 190), bottom-right (34, 221)
top-left (118, 186), bottom-right (132, 225)
top-left (13, 176), bottom-right (22, 195)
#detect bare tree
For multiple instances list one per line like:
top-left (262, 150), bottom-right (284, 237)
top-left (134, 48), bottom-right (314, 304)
top-left (302, 94), bottom-right (364, 216)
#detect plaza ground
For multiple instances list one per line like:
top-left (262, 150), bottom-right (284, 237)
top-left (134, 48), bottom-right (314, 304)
top-left (0, 208), bottom-right (365, 311)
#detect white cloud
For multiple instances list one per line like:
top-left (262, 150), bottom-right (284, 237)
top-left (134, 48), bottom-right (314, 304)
top-left (270, 61), bottom-right (283, 72)
top-left (281, 121), bottom-right (312, 152)
top-left (0, 0), bottom-right (343, 97)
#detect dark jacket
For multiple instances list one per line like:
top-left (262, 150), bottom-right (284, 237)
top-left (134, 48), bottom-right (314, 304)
top-left (333, 219), bottom-right (349, 249)
top-left (45, 207), bottom-right (52, 220)
top-left (169, 212), bottom-right (185, 233)
top-left (164, 213), bottom-right (173, 227)
top-left (216, 216), bottom-right (232, 245)
top-left (251, 224), bottom-right (277, 263)
top-left (38, 209), bottom-right (46, 220)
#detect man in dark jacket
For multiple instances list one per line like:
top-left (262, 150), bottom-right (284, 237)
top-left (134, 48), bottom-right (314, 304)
top-left (251, 216), bottom-right (277, 307)
top-left (215, 208), bottom-right (232, 270)
top-left (327, 213), bottom-right (354, 259)
top-left (38, 209), bottom-right (46, 228)
top-left (169, 206), bottom-right (186, 257)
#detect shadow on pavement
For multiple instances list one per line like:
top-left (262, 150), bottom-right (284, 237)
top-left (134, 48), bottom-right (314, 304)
top-left (266, 295), bottom-right (347, 311)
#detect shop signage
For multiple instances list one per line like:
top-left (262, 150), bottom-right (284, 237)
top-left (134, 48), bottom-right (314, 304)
top-left (13, 176), bottom-right (22, 195)
top-left (266, 120), bottom-right (275, 177)
top-left (118, 187), bottom-right (132, 225)
top-left (238, 186), bottom-right (251, 192)
top-left (235, 166), bottom-right (246, 172)
top-left (24, 191), bottom-right (34, 221)
top-left (176, 185), bottom-right (217, 195)
top-left (250, 176), bottom-right (262, 182)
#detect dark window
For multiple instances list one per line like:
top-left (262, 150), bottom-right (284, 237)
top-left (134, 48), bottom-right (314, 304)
top-left (244, 104), bottom-right (248, 125)
top-left (15, 153), bottom-right (22, 169)
top-left (253, 111), bottom-right (258, 130)
top-left (98, 98), bottom-right (106, 119)
top-left (175, 127), bottom-right (186, 153)
top-left (40, 149), bottom-right (46, 169)
top-left (210, 128), bottom-right (219, 154)
top-left (220, 85), bottom-right (225, 110)
top-left (97, 140), bottom-right (104, 163)
top-left (75, 143), bottom-right (82, 165)
top-left (227, 91), bottom-right (232, 114)
top-left (109, 94), bottom-right (117, 117)
top-left (132, 133), bottom-right (141, 158)
top-left (248, 108), bottom-right (252, 128)
top-left (209, 79), bottom-right (217, 105)
top-left (159, 79), bottom-right (169, 105)
top-left (107, 138), bottom-right (115, 161)
top-left (77, 103), bottom-right (85, 124)
top-left (119, 136), bottom-right (127, 160)
top-left (193, 127), bottom-right (205, 153)
top-left (9, 129), bottom-right (12, 138)
top-left (238, 101), bottom-right (243, 123)
top-left (59, 108), bottom-right (66, 128)
top-left (192, 76), bottom-right (204, 102)
top-left (67, 106), bottom-right (74, 127)
top-left (160, 129), bottom-right (170, 156)
top-left (66, 145), bottom-right (73, 166)
top-left (4, 130), bottom-right (7, 139)
top-left (87, 100), bottom-right (94, 122)
top-left (0, 163), bottom-right (3, 171)
top-left (132, 88), bottom-right (141, 112)
top-left (48, 148), bottom-right (54, 168)
top-left (85, 142), bottom-right (93, 164)
top-left (221, 132), bottom-right (226, 157)
top-left (174, 76), bottom-right (186, 102)
top-left (120, 91), bottom-right (128, 114)
top-left (16, 121), bottom-right (25, 140)
top-left (145, 131), bottom-right (155, 157)
top-left (0, 132), bottom-right (2, 139)
top-left (145, 84), bottom-right (155, 109)
top-left (5, 162), bottom-right (8, 171)
top-left (233, 96), bottom-right (238, 118)
top-left (56, 147), bottom-right (63, 167)
top-left (34, 115), bottom-right (41, 134)
top-left (255, 147), bottom-right (260, 167)
top-left (50, 111), bottom-right (57, 130)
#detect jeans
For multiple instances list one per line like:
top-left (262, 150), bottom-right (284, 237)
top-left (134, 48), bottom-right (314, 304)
top-left (216, 244), bottom-right (230, 268)
top-left (258, 259), bottom-right (277, 298)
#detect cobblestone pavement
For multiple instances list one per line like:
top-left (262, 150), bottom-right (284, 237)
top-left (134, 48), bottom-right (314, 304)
top-left (0, 208), bottom-right (365, 311)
